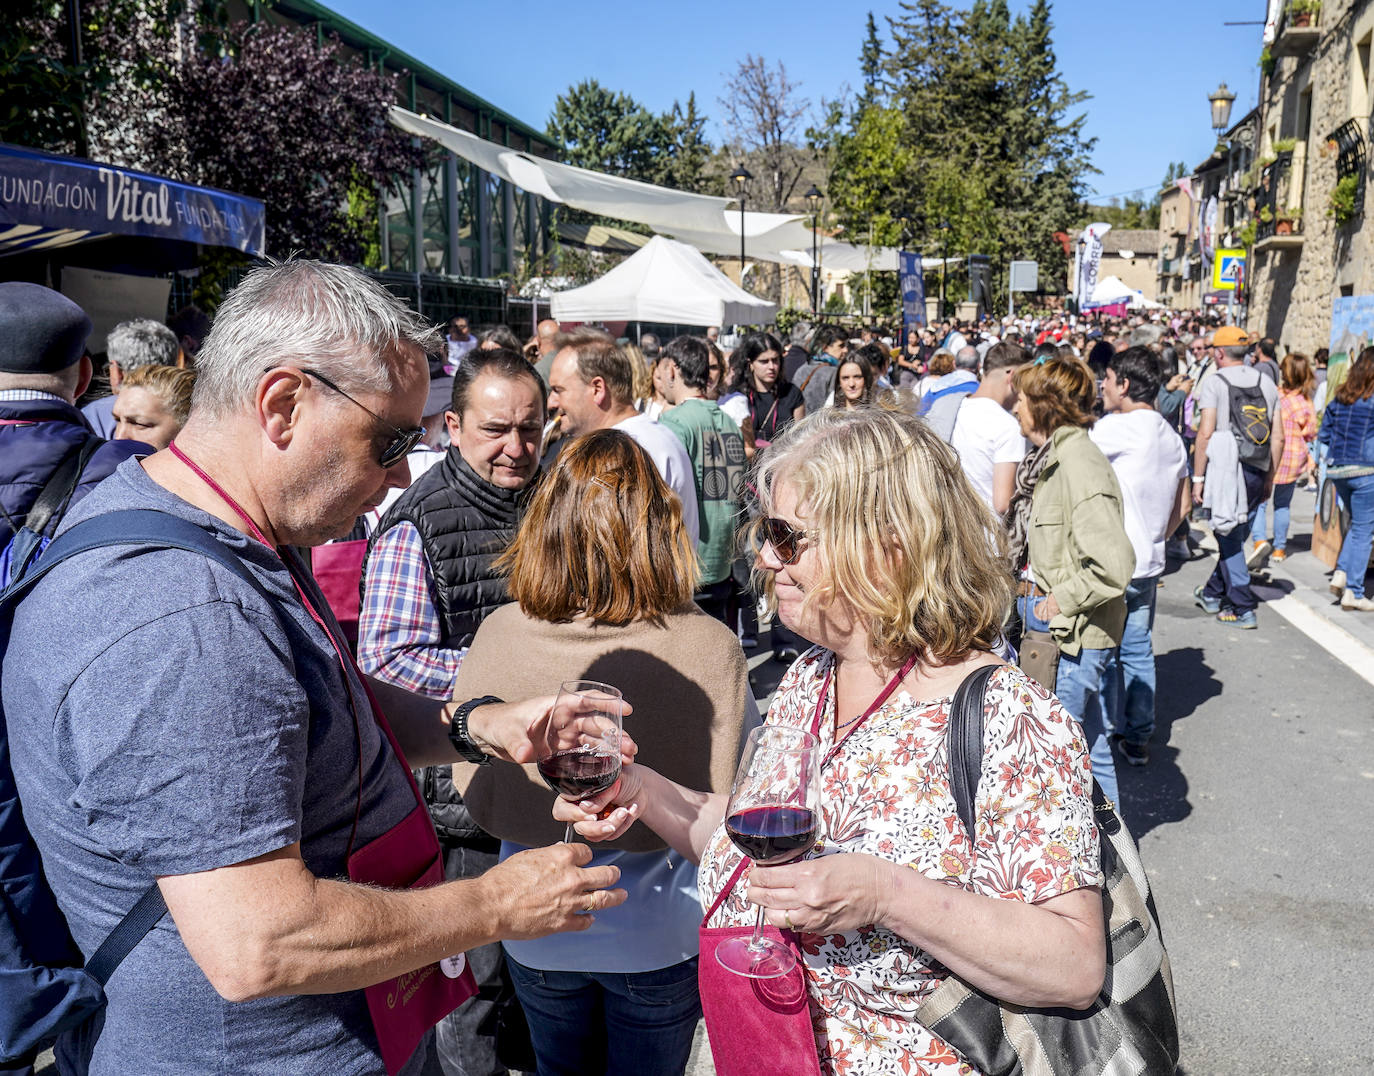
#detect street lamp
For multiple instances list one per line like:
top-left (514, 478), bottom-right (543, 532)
top-left (1208, 82), bottom-right (1236, 132)
top-left (804, 183), bottom-right (823, 313)
top-left (730, 165), bottom-right (753, 288)
top-left (938, 220), bottom-right (952, 316)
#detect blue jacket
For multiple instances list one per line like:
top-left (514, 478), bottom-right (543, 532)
top-left (1318, 394), bottom-right (1374, 467)
top-left (0, 396), bottom-right (144, 548)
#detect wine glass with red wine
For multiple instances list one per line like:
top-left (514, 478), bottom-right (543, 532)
top-left (716, 725), bottom-right (821, 978)
top-left (536, 680), bottom-right (624, 843)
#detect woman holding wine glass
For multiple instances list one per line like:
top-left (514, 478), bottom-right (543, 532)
top-left (559, 409), bottom-right (1107, 1076)
top-left (449, 428), bottom-right (757, 1076)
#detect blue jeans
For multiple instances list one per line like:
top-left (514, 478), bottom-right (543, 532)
top-left (506, 956), bottom-right (701, 1076)
top-left (1019, 595), bottom-right (1119, 805)
top-left (1252, 481), bottom-right (1296, 550)
top-left (1102, 578), bottom-right (1158, 747)
top-left (1333, 473), bottom-right (1374, 598)
top-left (1203, 465), bottom-right (1266, 613)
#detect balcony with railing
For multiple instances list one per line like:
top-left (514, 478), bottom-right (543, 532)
top-left (1272, 2), bottom-right (1321, 58)
top-left (1254, 151), bottom-right (1305, 251)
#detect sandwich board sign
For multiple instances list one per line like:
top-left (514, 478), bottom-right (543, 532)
top-left (1213, 249), bottom-right (1245, 292)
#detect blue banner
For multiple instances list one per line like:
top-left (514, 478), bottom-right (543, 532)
top-left (0, 143), bottom-right (266, 255)
top-left (899, 250), bottom-right (925, 339)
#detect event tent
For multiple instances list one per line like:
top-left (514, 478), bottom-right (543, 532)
top-left (549, 235), bottom-right (777, 326)
top-left (1087, 275), bottom-right (1166, 310)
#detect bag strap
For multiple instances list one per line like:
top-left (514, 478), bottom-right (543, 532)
top-left (2, 508), bottom-right (287, 982)
top-left (946, 665), bottom-right (1000, 841)
top-left (22, 435), bottom-right (103, 541)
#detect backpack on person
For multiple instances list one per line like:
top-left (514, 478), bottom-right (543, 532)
top-left (915, 665), bottom-right (1180, 1076)
top-left (1225, 375), bottom-right (1273, 472)
top-left (0, 509), bottom-right (280, 1066)
top-left (0, 434), bottom-right (102, 589)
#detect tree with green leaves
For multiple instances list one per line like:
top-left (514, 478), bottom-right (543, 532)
top-left (547, 79), bottom-right (670, 183)
top-left (660, 92), bottom-right (712, 192)
top-left (858, 12), bottom-right (885, 109)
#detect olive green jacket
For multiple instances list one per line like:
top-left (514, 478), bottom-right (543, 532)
top-left (1028, 426), bottom-right (1136, 656)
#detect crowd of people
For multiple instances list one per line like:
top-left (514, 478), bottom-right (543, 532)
top-left (1, 260), bottom-right (1369, 1076)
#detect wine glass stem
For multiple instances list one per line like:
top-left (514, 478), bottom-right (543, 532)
top-left (563, 822), bottom-right (576, 843)
top-left (748, 903), bottom-right (768, 951)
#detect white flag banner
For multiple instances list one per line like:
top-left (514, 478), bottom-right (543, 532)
top-left (1075, 223), bottom-right (1111, 306)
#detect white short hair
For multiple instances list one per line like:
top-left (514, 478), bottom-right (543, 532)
top-left (192, 259), bottom-right (441, 416)
top-left (107, 319), bottom-right (179, 371)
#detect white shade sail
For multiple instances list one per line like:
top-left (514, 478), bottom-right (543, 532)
top-left (389, 107), bottom-right (908, 271)
top-left (549, 235), bottom-right (778, 326)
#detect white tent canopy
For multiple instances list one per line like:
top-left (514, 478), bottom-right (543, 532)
top-left (389, 107), bottom-right (907, 271)
top-left (1090, 275), bottom-right (1165, 310)
top-left (549, 235), bottom-right (777, 326)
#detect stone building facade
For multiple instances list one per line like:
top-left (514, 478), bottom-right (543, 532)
top-left (1099, 229), bottom-right (1162, 301)
top-left (1157, 185), bottom-right (1198, 309)
top-left (1246, 0), bottom-right (1374, 352)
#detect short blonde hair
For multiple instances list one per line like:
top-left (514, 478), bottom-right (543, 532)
top-left (121, 363), bottom-right (197, 423)
top-left (497, 429), bottom-right (698, 624)
top-left (751, 409), bottom-right (1011, 667)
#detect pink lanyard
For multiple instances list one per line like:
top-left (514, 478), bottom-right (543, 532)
top-left (168, 440), bottom-right (386, 855)
top-left (809, 652), bottom-right (919, 769)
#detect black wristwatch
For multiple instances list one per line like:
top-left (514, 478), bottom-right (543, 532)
top-left (447, 695), bottom-right (503, 765)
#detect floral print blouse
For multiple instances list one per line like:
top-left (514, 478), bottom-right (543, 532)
top-left (698, 649), bottom-right (1103, 1076)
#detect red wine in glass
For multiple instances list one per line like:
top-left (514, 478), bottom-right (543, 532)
top-left (539, 680), bottom-right (625, 843)
top-left (538, 749), bottom-right (621, 800)
top-left (715, 725), bottom-right (821, 979)
top-left (724, 805), bottom-right (818, 866)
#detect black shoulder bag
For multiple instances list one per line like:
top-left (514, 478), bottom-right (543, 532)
top-left (914, 666), bottom-right (1181, 1076)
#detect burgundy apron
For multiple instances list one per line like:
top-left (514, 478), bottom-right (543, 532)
top-left (696, 652), bottom-right (918, 1076)
top-left (170, 443), bottom-right (476, 1075)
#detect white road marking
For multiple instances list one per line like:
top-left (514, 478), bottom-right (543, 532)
top-left (1264, 593), bottom-right (1374, 689)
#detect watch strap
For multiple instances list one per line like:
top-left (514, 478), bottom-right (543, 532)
top-left (449, 695), bottom-right (504, 765)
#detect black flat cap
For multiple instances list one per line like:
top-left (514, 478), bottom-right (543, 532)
top-left (0, 282), bottom-right (92, 374)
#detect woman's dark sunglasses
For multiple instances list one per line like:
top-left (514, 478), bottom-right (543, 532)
top-left (760, 517), bottom-right (808, 564)
top-left (286, 366), bottom-right (425, 468)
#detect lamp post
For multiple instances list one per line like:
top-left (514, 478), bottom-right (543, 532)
top-left (938, 220), bottom-right (951, 317)
top-left (1208, 82), bottom-right (1236, 132)
top-left (804, 184), bottom-right (823, 313)
top-left (730, 165), bottom-right (753, 289)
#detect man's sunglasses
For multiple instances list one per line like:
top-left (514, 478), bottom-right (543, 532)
top-left (760, 516), bottom-right (809, 564)
top-left (275, 366), bottom-right (425, 468)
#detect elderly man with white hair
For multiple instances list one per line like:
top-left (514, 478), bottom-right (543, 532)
top-left (3, 260), bottom-right (626, 1074)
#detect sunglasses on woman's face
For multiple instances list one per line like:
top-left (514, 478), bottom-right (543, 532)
top-left (760, 516), bottom-right (809, 564)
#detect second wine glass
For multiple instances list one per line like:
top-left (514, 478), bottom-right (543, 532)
top-left (536, 680), bottom-right (624, 843)
top-left (716, 724), bottom-right (821, 979)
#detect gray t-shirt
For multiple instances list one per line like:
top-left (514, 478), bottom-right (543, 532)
top-left (1198, 363), bottom-right (1279, 435)
top-left (2, 458), bottom-right (423, 1074)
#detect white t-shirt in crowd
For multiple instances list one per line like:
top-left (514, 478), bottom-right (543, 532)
top-left (1090, 409), bottom-right (1189, 579)
top-left (615, 412), bottom-right (700, 546)
top-left (951, 395), bottom-right (1027, 510)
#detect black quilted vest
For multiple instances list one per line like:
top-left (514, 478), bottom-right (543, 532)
top-left (366, 447), bottom-right (534, 849)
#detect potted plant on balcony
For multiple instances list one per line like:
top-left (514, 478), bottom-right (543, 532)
top-left (1275, 207), bottom-right (1302, 234)
top-left (1287, 0), bottom-right (1320, 27)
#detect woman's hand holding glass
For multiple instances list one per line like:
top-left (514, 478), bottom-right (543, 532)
top-left (750, 852), bottom-right (897, 937)
top-left (550, 762), bottom-right (648, 842)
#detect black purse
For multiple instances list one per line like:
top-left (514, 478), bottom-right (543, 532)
top-left (915, 665), bottom-right (1181, 1076)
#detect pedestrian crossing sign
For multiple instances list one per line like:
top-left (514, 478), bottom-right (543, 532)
top-left (1213, 249), bottom-right (1245, 291)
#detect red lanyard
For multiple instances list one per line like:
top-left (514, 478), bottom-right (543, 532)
top-left (167, 440), bottom-right (381, 855)
top-left (809, 653), bottom-right (919, 768)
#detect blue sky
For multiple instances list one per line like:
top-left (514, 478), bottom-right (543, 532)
top-left (327, 0), bottom-right (1267, 203)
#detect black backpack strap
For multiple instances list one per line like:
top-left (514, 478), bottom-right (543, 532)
top-left (3, 508), bottom-right (286, 984)
top-left (20, 435), bottom-right (103, 541)
top-left (946, 664), bottom-right (1000, 841)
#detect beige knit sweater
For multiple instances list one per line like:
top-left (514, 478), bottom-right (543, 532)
top-left (451, 601), bottom-right (749, 852)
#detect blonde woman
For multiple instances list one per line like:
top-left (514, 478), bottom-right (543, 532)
top-left (559, 409), bottom-right (1105, 1075)
top-left (112, 364), bottom-right (196, 450)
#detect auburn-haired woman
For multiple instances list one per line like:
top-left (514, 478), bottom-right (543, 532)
top-left (1007, 357), bottom-right (1135, 805)
top-left (450, 429), bottom-right (756, 1074)
top-left (1253, 352), bottom-right (1317, 562)
top-left (558, 410), bottom-right (1105, 1076)
top-left (1319, 347), bottom-right (1374, 611)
